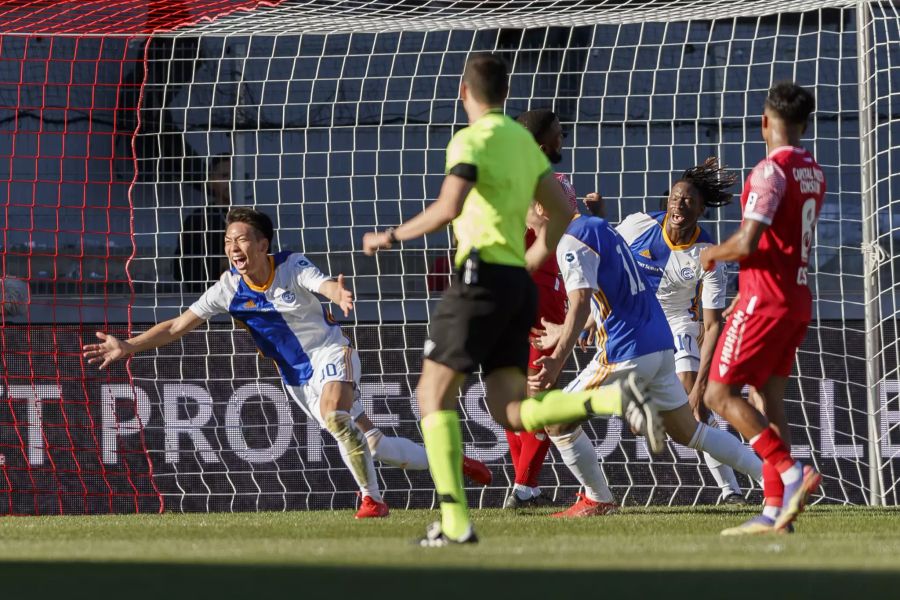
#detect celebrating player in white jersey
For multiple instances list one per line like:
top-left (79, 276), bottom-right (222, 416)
top-left (83, 207), bottom-right (491, 519)
top-left (615, 157), bottom-right (752, 504)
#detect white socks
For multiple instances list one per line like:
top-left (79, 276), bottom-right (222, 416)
top-left (550, 427), bottom-right (615, 504)
top-left (325, 411), bottom-right (382, 502)
top-left (702, 416), bottom-right (742, 496)
top-left (688, 422), bottom-right (763, 481)
top-left (763, 504), bottom-right (781, 520)
top-left (364, 427), bottom-right (429, 470)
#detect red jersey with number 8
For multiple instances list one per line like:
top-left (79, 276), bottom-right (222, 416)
top-left (738, 145), bottom-right (825, 321)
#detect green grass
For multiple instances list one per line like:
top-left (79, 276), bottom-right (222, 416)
top-left (2, 506), bottom-right (899, 599)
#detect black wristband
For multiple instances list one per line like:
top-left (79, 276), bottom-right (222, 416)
top-left (387, 227), bottom-right (399, 243)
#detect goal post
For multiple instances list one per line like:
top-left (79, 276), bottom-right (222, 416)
top-left (1, 0), bottom-right (897, 513)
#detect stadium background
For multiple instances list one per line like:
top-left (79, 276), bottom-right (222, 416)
top-left (1, 0), bottom-right (897, 515)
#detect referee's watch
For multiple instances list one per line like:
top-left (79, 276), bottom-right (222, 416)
top-left (386, 227), bottom-right (399, 244)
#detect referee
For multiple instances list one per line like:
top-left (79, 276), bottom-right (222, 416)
top-left (363, 53), bottom-right (654, 546)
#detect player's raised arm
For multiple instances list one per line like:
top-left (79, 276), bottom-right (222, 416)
top-left (82, 308), bottom-right (206, 370)
top-left (362, 174), bottom-right (473, 254)
top-left (527, 171), bottom-right (575, 272)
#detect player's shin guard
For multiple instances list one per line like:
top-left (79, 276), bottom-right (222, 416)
top-left (327, 411), bottom-right (382, 502)
top-left (519, 388), bottom-right (621, 432)
top-left (421, 411), bottom-right (470, 540)
top-left (762, 461), bottom-right (785, 507)
top-left (550, 427), bottom-right (614, 503)
top-left (688, 422), bottom-right (762, 481)
top-left (364, 427), bottom-right (429, 470)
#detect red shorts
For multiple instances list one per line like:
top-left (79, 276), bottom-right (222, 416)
top-left (710, 306), bottom-right (809, 389)
top-left (528, 281), bottom-right (567, 371)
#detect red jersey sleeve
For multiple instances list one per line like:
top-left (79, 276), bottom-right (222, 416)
top-left (743, 159), bottom-right (787, 225)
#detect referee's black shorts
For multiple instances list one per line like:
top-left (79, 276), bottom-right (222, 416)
top-left (424, 262), bottom-right (538, 375)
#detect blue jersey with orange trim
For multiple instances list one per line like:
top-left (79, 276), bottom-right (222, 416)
top-left (189, 251), bottom-right (347, 386)
top-left (557, 215), bottom-right (673, 363)
top-left (615, 211), bottom-right (726, 338)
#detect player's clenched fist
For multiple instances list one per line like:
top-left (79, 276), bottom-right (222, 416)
top-left (699, 246), bottom-right (716, 271)
top-left (362, 230), bottom-right (394, 255)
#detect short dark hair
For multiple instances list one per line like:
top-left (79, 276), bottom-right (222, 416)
top-left (765, 81), bottom-right (815, 125)
top-left (516, 108), bottom-right (558, 142)
top-left (226, 207), bottom-right (274, 246)
top-left (463, 53), bottom-right (509, 105)
top-left (678, 156), bottom-right (737, 209)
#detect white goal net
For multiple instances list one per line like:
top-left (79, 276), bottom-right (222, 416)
top-left (8, 0), bottom-right (894, 512)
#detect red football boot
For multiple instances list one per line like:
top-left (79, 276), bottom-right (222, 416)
top-left (551, 492), bottom-right (618, 517)
top-left (355, 495), bottom-right (389, 519)
top-left (462, 456), bottom-right (493, 486)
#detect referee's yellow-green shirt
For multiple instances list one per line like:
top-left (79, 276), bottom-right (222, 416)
top-left (445, 110), bottom-right (551, 269)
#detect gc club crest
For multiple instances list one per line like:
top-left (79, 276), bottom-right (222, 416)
top-left (680, 266), bottom-right (695, 280)
top-left (281, 290), bottom-right (296, 303)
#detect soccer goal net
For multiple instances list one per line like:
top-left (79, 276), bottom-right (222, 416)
top-left (1, 0), bottom-right (897, 514)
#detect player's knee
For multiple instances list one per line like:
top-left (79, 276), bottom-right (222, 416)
top-left (545, 422), bottom-right (576, 438)
top-left (548, 425), bottom-right (582, 448)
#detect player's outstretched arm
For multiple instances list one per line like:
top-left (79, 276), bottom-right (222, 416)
top-left (700, 219), bottom-right (766, 270)
top-left (527, 172), bottom-right (575, 272)
top-left (688, 307), bottom-right (724, 418)
top-left (362, 175), bottom-right (473, 255)
top-left (318, 274), bottom-right (354, 317)
top-left (82, 309), bottom-right (206, 370)
top-left (528, 288), bottom-right (592, 390)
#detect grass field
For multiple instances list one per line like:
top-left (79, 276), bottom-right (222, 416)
top-left (3, 505), bottom-right (899, 599)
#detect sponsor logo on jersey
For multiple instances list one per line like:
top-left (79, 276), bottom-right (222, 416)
top-left (639, 249), bottom-right (652, 259)
top-left (680, 266), bottom-right (695, 280)
top-left (243, 300), bottom-right (256, 309)
top-left (564, 252), bottom-right (575, 263)
top-left (281, 291), bottom-right (296, 303)
top-left (718, 309), bottom-right (747, 376)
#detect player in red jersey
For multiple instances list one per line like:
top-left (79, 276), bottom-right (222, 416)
top-left (502, 109), bottom-right (577, 509)
top-left (701, 82), bottom-right (825, 535)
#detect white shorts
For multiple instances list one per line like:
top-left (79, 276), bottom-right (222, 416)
top-left (565, 349), bottom-right (688, 412)
top-left (285, 343), bottom-right (364, 428)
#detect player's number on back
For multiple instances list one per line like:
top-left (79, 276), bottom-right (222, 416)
top-left (615, 245), bottom-right (646, 295)
top-left (797, 198), bottom-right (818, 285)
top-left (676, 334), bottom-right (694, 353)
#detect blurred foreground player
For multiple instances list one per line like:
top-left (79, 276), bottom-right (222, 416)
top-left (503, 109), bottom-right (578, 510)
top-left (363, 53), bottom-right (660, 546)
top-left (701, 82), bottom-right (825, 535)
top-left (84, 208), bottom-right (491, 520)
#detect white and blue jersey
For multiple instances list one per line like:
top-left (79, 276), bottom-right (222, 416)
top-left (189, 251), bottom-right (347, 387)
top-left (615, 211), bottom-right (726, 345)
top-left (557, 215), bottom-right (673, 364)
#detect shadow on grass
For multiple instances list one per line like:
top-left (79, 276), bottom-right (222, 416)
top-left (2, 562), bottom-right (897, 599)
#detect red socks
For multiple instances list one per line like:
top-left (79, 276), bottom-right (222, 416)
top-left (506, 430), bottom-right (551, 487)
top-left (762, 461), bottom-right (784, 506)
top-left (750, 427), bottom-right (794, 473)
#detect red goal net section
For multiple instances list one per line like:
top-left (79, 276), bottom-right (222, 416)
top-left (0, 0), bottom-right (282, 515)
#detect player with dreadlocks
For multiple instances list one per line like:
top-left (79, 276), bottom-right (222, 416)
top-left (533, 158), bottom-right (762, 512)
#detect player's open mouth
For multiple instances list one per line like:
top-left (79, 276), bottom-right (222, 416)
top-left (669, 212), bottom-right (685, 225)
top-left (232, 256), bottom-right (248, 269)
